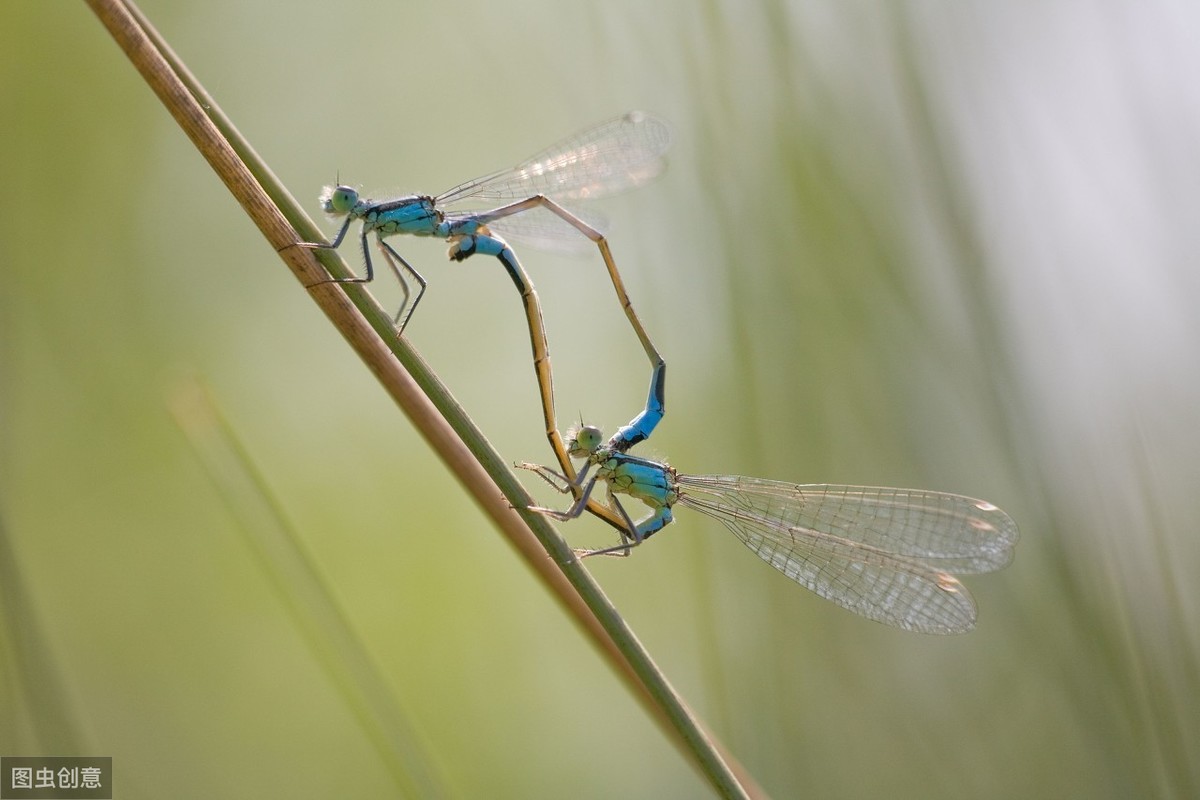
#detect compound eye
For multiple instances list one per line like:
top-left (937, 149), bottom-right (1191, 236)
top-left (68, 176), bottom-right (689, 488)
top-left (319, 185), bottom-right (359, 214)
top-left (574, 426), bottom-right (604, 451)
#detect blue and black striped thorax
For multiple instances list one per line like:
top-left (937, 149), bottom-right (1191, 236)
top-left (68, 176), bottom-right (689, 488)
top-left (594, 447), bottom-right (680, 510)
top-left (361, 195), bottom-right (443, 237)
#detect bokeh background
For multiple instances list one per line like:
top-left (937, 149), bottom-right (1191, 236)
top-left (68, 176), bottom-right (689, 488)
top-left (4, 1), bottom-right (1198, 798)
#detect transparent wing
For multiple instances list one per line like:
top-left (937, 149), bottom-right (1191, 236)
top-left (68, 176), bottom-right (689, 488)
top-left (435, 111), bottom-right (671, 207)
top-left (676, 477), bottom-right (1019, 634)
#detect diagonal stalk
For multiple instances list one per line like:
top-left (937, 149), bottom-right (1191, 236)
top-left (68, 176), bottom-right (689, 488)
top-left (85, 1), bottom-right (761, 797)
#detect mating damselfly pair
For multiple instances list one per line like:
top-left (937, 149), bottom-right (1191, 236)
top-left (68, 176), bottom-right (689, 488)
top-left (302, 112), bottom-right (1017, 634)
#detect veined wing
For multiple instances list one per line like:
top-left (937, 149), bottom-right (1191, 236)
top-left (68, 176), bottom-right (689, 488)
top-left (676, 476), bottom-right (1019, 634)
top-left (435, 111), bottom-right (671, 207)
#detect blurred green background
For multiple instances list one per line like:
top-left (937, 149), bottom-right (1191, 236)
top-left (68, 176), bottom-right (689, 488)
top-left (3, 1), bottom-right (1198, 798)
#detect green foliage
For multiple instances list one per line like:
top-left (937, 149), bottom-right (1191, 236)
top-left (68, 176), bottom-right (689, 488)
top-left (2, 1), bottom-right (1196, 797)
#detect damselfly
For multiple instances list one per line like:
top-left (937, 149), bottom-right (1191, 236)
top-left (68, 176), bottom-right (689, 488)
top-left (300, 113), bottom-right (670, 528)
top-left (520, 365), bottom-right (1017, 634)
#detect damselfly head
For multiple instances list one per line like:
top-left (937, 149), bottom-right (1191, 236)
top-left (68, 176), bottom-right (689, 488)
top-left (565, 424), bottom-right (605, 457)
top-left (319, 184), bottom-right (359, 216)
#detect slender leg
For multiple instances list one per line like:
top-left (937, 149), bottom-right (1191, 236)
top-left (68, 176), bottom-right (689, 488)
top-left (525, 470), bottom-right (601, 522)
top-left (291, 219), bottom-right (377, 286)
top-left (522, 466), bottom-right (646, 558)
top-left (575, 497), bottom-right (674, 558)
top-left (294, 216), bottom-right (353, 251)
top-left (377, 239), bottom-right (427, 331)
top-left (518, 454), bottom-right (679, 557)
top-left (517, 461), bottom-right (585, 495)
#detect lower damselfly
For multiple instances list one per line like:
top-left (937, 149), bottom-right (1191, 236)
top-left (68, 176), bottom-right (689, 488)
top-left (520, 365), bottom-right (1017, 634)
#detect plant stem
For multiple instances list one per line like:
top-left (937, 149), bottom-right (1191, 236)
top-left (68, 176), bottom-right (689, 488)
top-left (85, 1), bottom-right (759, 796)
